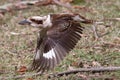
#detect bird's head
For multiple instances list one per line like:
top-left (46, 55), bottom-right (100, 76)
top-left (19, 15), bottom-right (52, 28)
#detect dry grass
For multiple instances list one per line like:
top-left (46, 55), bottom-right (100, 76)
top-left (0, 0), bottom-right (120, 80)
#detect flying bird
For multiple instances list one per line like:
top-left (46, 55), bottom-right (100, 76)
top-left (19, 13), bottom-right (92, 73)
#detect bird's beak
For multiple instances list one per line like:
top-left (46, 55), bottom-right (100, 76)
top-left (18, 19), bottom-right (31, 25)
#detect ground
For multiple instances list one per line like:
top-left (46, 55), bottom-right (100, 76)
top-left (0, 0), bottom-right (120, 80)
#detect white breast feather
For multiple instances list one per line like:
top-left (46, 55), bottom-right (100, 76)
top-left (32, 16), bottom-right (47, 20)
top-left (43, 15), bottom-right (52, 28)
top-left (43, 48), bottom-right (56, 59)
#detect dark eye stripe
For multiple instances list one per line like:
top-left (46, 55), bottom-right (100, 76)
top-left (30, 19), bottom-right (43, 24)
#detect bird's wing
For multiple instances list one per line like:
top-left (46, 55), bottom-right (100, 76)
top-left (31, 15), bottom-right (84, 72)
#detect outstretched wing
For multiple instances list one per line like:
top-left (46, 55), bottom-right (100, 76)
top-left (31, 15), bottom-right (84, 72)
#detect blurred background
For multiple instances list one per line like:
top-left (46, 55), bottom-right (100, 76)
top-left (0, 0), bottom-right (120, 80)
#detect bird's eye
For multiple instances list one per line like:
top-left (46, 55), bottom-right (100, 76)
top-left (30, 19), bottom-right (43, 24)
top-left (37, 20), bottom-right (43, 24)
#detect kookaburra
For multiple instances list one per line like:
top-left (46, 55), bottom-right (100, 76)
top-left (19, 13), bottom-right (91, 73)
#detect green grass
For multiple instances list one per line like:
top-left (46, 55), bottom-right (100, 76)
top-left (0, 0), bottom-right (120, 80)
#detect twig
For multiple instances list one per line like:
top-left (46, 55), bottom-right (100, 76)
top-left (48, 67), bottom-right (120, 78)
top-left (0, 0), bottom-right (74, 15)
top-left (36, 0), bottom-right (74, 12)
top-left (53, 0), bottom-right (74, 12)
top-left (35, 0), bottom-right (53, 6)
top-left (90, 21), bottom-right (113, 40)
top-left (102, 42), bottom-right (120, 48)
top-left (92, 22), bottom-right (99, 40)
top-left (0, 0), bottom-right (38, 15)
top-left (103, 18), bottom-right (120, 22)
top-left (0, 0), bottom-right (53, 18)
top-left (5, 49), bottom-right (17, 56)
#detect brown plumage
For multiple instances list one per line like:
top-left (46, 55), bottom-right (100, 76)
top-left (19, 13), bottom-right (91, 73)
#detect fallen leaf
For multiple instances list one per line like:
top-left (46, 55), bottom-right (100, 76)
top-left (71, 62), bottom-right (79, 67)
top-left (26, 78), bottom-right (34, 80)
top-left (17, 66), bottom-right (27, 74)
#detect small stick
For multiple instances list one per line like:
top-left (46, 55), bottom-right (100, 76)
top-left (102, 42), bottom-right (120, 48)
top-left (48, 67), bottom-right (120, 78)
top-left (92, 22), bottom-right (99, 40)
top-left (53, 0), bottom-right (74, 12)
